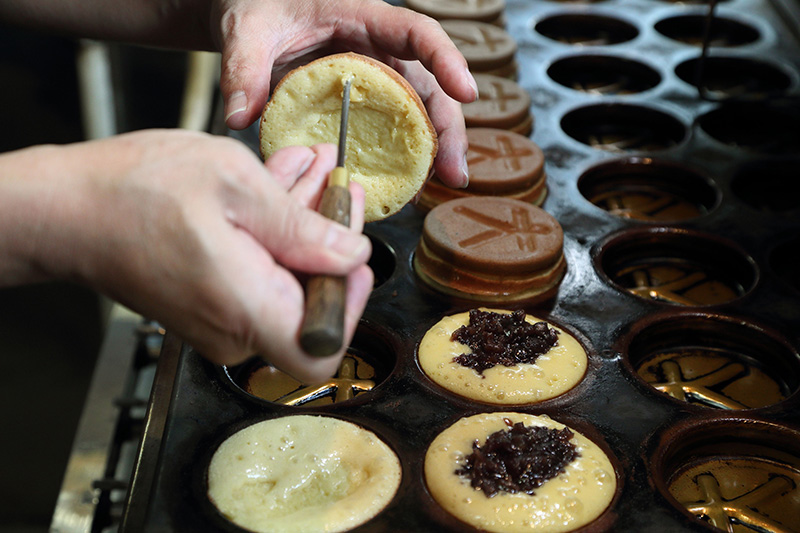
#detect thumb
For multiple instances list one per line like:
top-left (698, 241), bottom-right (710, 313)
top-left (219, 25), bottom-right (276, 130)
top-left (229, 184), bottom-right (371, 275)
top-left (271, 202), bottom-right (372, 275)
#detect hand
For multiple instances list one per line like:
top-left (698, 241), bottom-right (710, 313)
top-left (212, 0), bottom-right (477, 188)
top-left (1, 0), bottom-right (475, 186)
top-left (3, 131), bottom-right (372, 382)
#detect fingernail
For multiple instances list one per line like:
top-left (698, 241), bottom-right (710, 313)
top-left (225, 90), bottom-right (248, 122)
top-left (297, 151), bottom-right (316, 176)
top-left (460, 154), bottom-right (470, 188)
top-left (465, 69), bottom-right (479, 101)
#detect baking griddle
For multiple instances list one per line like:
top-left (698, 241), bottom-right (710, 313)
top-left (121, 0), bottom-right (800, 531)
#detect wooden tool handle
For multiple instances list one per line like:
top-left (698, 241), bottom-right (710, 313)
top-left (299, 183), bottom-right (351, 357)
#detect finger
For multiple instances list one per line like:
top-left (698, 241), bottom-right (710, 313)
top-left (264, 145), bottom-right (318, 190)
top-left (348, 180), bottom-right (366, 233)
top-left (427, 93), bottom-right (469, 189)
top-left (398, 61), bottom-right (469, 188)
top-left (160, 226), bottom-right (307, 370)
top-left (343, 264), bottom-right (374, 347)
top-left (272, 262), bottom-right (374, 383)
top-left (218, 16), bottom-right (279, 130)
top-left (337, 2), bottom-right (478, 103)
top-left (286, 144), bottom-right (339, 207)
top-left (295, 157), bottom-right (366, 233)
top-left (228, 179), bottom-right (371, 275)
top-left (223, 148), bottom-right (371, 276)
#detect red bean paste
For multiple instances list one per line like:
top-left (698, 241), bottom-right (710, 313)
top-left (456, 418), bottom-right (579, 498)
top-left (451, 309), bottom-right (560, 374)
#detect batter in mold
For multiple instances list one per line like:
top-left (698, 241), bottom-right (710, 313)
top-left (425, 412), bottom-right (617, 533)
top-left (418, 308), bottom-right (587, 404)
top-left (207, 415), bottom-right (401, 533)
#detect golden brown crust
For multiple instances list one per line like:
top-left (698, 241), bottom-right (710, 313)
top-left (413, 196), bottom-right (565, 303)
top-left (416, 172), bottom-right (547, 213)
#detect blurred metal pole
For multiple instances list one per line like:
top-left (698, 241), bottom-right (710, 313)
top-left (179, 51), bottom-right (220, 131)
top-left (75, 39), bottom-right (117, 140)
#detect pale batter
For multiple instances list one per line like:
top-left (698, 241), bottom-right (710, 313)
top-left (425, 412), bottom-right (617, 533)
top-left (207, 415), bottom-right (401, 533)
top-left (418, 309), bottom-right (587, 404)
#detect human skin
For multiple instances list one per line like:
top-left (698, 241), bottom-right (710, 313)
top-left (0, 0), bottom-right (476, 381)
top-left (0, 134), bottom-right (374, 382)
top-left (0, 0), bottom-right (476, 186)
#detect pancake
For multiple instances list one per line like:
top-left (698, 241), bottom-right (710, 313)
top-left (207, 415), bottom-right (401, 533)
top-left (418, 128), bottom-right (546, 211)
top-left (413, 196), bottom-right (565, 303)
top-left (418, 308), bottom-right (587, 404)
top-left (425, 412), bottom-right (617, 533)
top-left (259, 52), bottom-right (437, 222)
top-left (441, 20), bottom-right (517, 77)
top-left (463, 75), bottom-right (533, 134)
top-left (405, 0), bottom-right (506, 24)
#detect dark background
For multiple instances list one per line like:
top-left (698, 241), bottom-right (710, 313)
top-left (0, 25), bottom-right (189, 532)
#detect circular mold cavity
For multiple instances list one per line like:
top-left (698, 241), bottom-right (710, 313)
top-left (578, 158), bottom-right (719, 222)
top-left (222, 324), bottom-right (395, 407)
top-left (534, 14), bottom-right (639, 46)
top-left (655, 14), bottom-right (759, 47)
top-left (698, 103), bottom-right (800, 155)
top-left (417, 309), bottom-right (588, 405)
top-left (424, 412), bottom-right (620, 533)
top-left (547, 54), bottom-right (661, 95)
top-left (675, 57), bottom-right (791, 99)
top-left (650, 418), bottom-right (800, 532)
top-left (366, 233), bottom-right (397, 289)
top-left (730, 159), bottom-right (800, 213)
top-left (771, 236), bottom-right (800, 294)
top-left (205, 414), bottom-right (402, 533)
top-left (622, 313), bottom-right (800, 410)
top-left (595, 228), bottom-right (758, 306)
top-left (561, 104), bottom-right (687, 153)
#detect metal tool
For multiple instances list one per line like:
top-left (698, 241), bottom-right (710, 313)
top-left (299, 79), bottom-right (354, 357)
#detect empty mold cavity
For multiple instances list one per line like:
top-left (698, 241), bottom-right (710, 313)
top-left (698, 103), bottom-right (800, 154)
top-left (655, 14), bottom-right (759, 46)
top-left (650, 418), bottom-right (800, 532)
top-left (675, 56), bottom-right (791, 99)
top-left (561, 104), bottom-right (687, 152)
top-left (770, 236), bottom-right (800, 294)
top-left (623, 313), bottom-right (799, 409)
top-left (595, 228), bottom-right (758, 306)
top-left (366, 233), bottom-right (397, 289)
top-left (547, 54), bottom-right (661, 95)
top-left (731, 159), bottom-right (800, 213)
top-left (223, 324), bottom-right (395, 406)
top-left (534, 14), bottom-right (638, 45)
top-left (578, 158), bottom-right (718, 221)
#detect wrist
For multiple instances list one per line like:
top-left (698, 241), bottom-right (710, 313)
top-left (0, 145), bottom-right (65, 286)
top-left (0, 141), bottom-right (117, 288)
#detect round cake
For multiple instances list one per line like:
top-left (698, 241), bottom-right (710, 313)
top-left (464, 75), bottom-right (532, 134)
top-left (425, 412), bottom-right (617, 533)
top-left (418, 128), bottom-right (546, 211)
top-left (413, 196), bottom-right (566, 302)
top-left (259, 52), bottom-right (437, 222)
top-left (405, 0), bottom-right (506, 25)
top-left (418, 308), bottom-right (587, 404)
top-left (441, 20), bottom-right (518, 79)
top-left (207, 415), bottom-right (401, 533)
